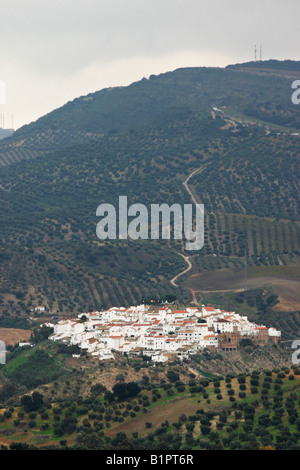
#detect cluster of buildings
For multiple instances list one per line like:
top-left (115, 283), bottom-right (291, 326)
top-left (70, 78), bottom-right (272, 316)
top-left (46, 304), bottom-right (281, 363)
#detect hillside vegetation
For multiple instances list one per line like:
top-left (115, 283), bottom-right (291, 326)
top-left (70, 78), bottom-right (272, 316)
top-left (0, 340), bottom-right (299, 450)
top-left (0, 61), bottom-right (299, 334)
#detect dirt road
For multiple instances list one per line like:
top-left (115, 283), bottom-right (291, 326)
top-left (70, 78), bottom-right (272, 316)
top-left (169, 166), bottom-right (203, 302)
top-left (170, 252), bottom-right (192, 287)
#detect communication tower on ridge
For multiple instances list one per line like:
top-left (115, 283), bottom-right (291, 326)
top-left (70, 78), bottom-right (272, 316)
top-left (254, 45), bottom-right (263, 62)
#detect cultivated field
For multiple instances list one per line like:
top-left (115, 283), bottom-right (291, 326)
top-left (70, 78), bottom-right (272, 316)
top-left (0, 329), bottom-right (31, 346)
top-left (184, 265), bottom-right (300, 311)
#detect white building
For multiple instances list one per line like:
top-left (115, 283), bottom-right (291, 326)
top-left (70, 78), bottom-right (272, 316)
top-left (48, 303), bottom-right (280, 362)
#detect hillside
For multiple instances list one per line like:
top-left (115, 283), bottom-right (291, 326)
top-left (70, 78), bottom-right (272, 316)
top-left (0, 129), bottom-right (14, 141)
top-left (1, 60), bottom-right (300, 166)
top-left (0, 60), bottom-right (299, 338)
top-left (0, 340), bottom-right (299, 450)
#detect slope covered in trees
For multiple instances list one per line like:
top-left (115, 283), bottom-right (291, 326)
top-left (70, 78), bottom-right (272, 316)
top-left (0, 61), bottom-right (299, 321)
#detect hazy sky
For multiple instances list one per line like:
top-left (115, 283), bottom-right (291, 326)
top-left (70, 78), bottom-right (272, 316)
top-left (0, 0), bottom-right (299, 129)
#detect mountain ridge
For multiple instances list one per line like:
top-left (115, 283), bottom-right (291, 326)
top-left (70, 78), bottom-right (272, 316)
top-left (0, 59), bottom-right (299, 330)
top-left (3, 59), bottom-right (300, 151)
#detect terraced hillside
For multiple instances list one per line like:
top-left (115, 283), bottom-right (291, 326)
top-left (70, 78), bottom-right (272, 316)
top-left (0, 61), bottom-right (299, 329)
top-left (0, 339), bottom-right (299, 450)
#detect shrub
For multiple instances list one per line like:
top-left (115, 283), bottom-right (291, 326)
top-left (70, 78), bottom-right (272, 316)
top-left (167, 371), bottom-right (180, 383)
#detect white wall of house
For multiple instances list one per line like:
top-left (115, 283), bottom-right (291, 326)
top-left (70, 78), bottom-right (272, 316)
top-left (48, 304), bottom-right (280, 361)
top-left (107, 336), bottom-right (124, 350)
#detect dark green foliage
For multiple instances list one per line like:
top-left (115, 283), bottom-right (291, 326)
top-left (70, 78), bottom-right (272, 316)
top-left (0, 378), bottom-right (17, 402)
top-left (90, 383), bottom-right (107, 395)
top-left (167, 370), bottom-right (180, 383)
top-left (21, 392), bottom-right (44, 412)
top-left (5, 349), bottom-right (68, 388)
top-left (31, 325), bottom-right (54, 344)
top-left (112, 382), bottom-right (141, 401)
top-left (0, 63), bottom-right (299, 315)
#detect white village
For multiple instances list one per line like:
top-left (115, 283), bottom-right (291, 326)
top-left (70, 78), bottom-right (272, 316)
top-left (46, 304), bottom-right (281, 363)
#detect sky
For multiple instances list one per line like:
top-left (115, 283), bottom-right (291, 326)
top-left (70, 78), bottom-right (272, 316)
top-left (0, 0), bottom-right (299, 130)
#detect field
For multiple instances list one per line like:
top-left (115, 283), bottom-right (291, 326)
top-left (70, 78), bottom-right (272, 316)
top-left (184, 265), bottom-right (300, 312)
top-left (105, 395), bottom-right (210, 437)
top-left (0, 63), bottom-right (299, 318)
top-left (1, 359), bottom-right (300, 450)
top-left (0, 329), bottom-right (31, 347)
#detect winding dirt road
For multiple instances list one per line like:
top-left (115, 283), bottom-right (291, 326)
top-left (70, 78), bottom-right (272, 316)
top-left (169, 165), bottom-right (203, 303)
top-left (183, 166), bottom-right (203, 205)
top-left (170, 252), bottom-right (192, 287)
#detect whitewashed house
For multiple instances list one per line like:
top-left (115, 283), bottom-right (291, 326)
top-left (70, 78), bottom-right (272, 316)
top-left (107, 335), bottom-right (124, 350)
top-left (152, 354), bottom-right (168, 363)
top-left (99, 350), bottom-right (115, 361)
